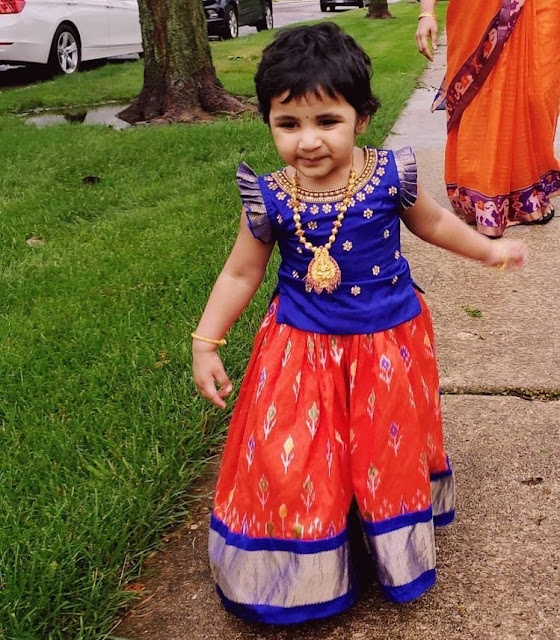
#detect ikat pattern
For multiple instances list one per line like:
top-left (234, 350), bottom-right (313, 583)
top-left (213, 295), bottom-right (451, 540)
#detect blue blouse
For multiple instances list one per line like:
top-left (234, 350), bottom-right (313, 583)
top-left (237, 147), bottom-right (421, 335)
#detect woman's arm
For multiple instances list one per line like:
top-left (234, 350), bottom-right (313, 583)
top-left (416, 1), bottom-right (439, 61)
top-left (400, 184), bottom-right (528, 268)
top-left (192, 210), bottom-right (275, 409)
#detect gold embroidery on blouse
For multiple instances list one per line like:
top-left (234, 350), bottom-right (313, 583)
top-left (270, 148), bottom-right (379, 203)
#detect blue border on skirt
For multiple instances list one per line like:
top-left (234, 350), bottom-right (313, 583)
top-left (434, 510), bottom-right (455, 527)
top-left (362, 507), bottom-right (433, 536)
top-left (210, 513), bottom-right (348, 553)
top-left (380, 568), bottom-right (436, 602)
top-left (216, 584), bottom-right (358, 625)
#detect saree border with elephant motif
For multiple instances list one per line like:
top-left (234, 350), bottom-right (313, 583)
top-left (435, 0), bottom-right (560, 236)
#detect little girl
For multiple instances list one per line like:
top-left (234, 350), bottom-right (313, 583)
top-left (192, 23), bottom-right (527, 625)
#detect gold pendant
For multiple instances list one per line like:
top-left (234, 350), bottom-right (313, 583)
top-left (305, 247), bottom-right (342, 294)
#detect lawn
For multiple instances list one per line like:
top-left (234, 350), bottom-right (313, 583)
top-left (0, 3), bottom-right (446, 638)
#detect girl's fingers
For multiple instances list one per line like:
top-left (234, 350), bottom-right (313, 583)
top-left (492, 239), bottom-right (529, 270)
top-left (215, 369), bottom-right (233, 399)
top-left (195, 368), bottom-right (232, 410)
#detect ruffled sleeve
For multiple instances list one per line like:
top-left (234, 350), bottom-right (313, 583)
top-left (394, 147), bottom-right (418, 209)
top-left (236, 162), bottom-right (273, 244)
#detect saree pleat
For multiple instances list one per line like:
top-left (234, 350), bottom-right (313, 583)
top-left (444, 0), bottom-right (560, 236)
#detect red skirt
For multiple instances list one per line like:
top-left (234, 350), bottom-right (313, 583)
top-left (209, 294), bottom-right (454, 624)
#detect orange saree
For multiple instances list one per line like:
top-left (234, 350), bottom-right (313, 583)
top-left (441, 0), bottom-right (560, 236)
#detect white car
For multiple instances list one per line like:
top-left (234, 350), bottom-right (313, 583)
top-left (0, 0), bottom-right (143, 74)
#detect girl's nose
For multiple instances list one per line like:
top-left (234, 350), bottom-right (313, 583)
top-left (298, 129), bottom-right (322, 152)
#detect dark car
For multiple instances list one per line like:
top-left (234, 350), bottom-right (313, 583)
top-left (203, 0), bottom-right (273, 39)
top-left (320, 0), bottom-right (369, 11)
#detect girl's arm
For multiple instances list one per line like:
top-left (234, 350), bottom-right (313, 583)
top-left (416, 1), bottom-right (439, 61)
top-left (400, 184), bottom-right (528, 268)
top-left (192, 210), bottom-right (275, 409)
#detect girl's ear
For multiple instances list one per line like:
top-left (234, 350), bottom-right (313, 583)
top-left (355, 115), bottom-right (370, 135)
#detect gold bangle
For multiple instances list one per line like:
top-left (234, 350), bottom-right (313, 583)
top-left (191, 332), bottom-right (227, 347)
top-left (418, 12), bottom-right (437, 21)
top-left (497, 253), bottom-right (508, 272)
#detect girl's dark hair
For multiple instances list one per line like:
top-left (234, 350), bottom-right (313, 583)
top-left (254, 22), bottom-right (380, 124)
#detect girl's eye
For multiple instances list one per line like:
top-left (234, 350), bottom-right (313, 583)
top-left (319, 119), bottom-right (339, 127)
top-left (278, 121), bottom-right (298, 129)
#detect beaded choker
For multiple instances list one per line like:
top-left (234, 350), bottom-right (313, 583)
top-left (290, 167), bottom-right (356, 295)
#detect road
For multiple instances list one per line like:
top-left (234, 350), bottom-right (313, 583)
top-left (241, 0), bottom-right (373, 35)
top-left (1, 0), bottom-right (394, 86)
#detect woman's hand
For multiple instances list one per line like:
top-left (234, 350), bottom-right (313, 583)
top-left (416, 16), bottom-right (438, 61)
top-left (192, 343), bottom-right (233, 410)
top-left (485, 238), bottom-right (529, 271)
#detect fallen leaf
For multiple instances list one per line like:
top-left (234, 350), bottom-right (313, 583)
top-left (461, 304), bottom-right (482, 318)
top-left (26, 235), bottom-right (45, 247)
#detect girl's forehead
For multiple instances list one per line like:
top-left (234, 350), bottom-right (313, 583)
top-left (271, 89), bottom-right (352, 112)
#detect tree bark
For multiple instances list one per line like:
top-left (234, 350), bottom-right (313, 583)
top-left (366, 0), bottom-right (394, 19)
top-left (119, 0), bottom-right (247, 124)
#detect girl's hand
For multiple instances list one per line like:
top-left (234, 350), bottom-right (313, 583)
top-left (416, 16), bottom-right (438, 61)
top-left (193, 344), bottom-right (233, 410)
top-left (485, 238), bottom-right (529, 271)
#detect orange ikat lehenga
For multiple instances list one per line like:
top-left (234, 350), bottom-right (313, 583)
top-left (208, 148), bottom-right (455, 624)
top-left (437, 0), bottom-right (560, 236)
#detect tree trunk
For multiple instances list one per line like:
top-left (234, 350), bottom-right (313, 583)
top-left (119, 0), bottom-right (247, 124)
top-left (366, 0), bottom-right (394, 19)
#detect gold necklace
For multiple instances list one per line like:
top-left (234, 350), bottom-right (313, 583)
top-left (290, 167), bottom-right (356, 295)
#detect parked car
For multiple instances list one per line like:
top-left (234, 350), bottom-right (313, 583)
top-left (203, 0), bottom-right (273, 39)
top-left (320, 0), bottom-right (369, 11)
top-left (0, 0), bottom-right (142, 74)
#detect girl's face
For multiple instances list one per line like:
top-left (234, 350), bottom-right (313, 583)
top-left (269, 90), bottom-right (369, 191)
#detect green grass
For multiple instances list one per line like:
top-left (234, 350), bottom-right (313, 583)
top-left (0, 3), bottom-right (446, 638)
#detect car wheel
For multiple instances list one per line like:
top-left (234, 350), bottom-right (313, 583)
top-left (256, 2), bottom-right (273, 32)
top-left (48, 24), bottom-right (81, 75)
top-left (221, 5), bottom-right (238, 39)
top-left (320, 1), bottom-right (328, 11)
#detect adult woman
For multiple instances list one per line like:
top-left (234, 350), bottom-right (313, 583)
top-left (416, 1), bottom-right (560, 237)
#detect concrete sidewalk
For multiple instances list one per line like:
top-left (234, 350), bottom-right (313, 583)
top-left (114, 40), bottom-right (560, 640)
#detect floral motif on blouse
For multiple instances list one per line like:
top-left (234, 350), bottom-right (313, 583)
top-left (383, 229), bottom-right (390, 238)
top-left (343, 241), bottom-right (353, 251)
top-left (351, 286), bottom-right (361, 296)
top-left (372, 265), bottom-right (380, 276)
top-left (388, 186), bottom-right (397, 196)
top-left (363, 208), bottom-right (373, 219)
